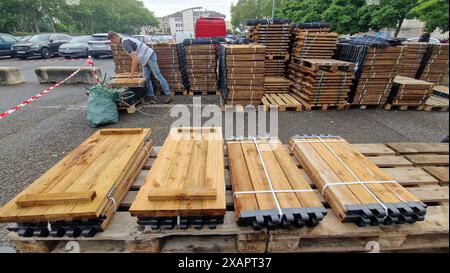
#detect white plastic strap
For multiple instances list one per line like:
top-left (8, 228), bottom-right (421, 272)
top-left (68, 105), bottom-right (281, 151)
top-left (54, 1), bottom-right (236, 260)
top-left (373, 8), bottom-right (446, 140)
top-left (317, 136), bottom-right (390, 217)
top-left (234, 189), bottom-right (314, 196)
top-left (177, 216), bottom-right (181, 226)
top-left (252, 137), bottom-right (283, 221)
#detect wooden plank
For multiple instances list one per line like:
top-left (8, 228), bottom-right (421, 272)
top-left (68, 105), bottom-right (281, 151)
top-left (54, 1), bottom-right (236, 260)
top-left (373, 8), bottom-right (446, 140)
top-left (15, 191), bottom-right (96, 207)
top-left (352, 144), bottom-right (395, 156)
top-left (404, 154), bottom-right (449, 167)
top-left (423, 167), bottom-right (449, 184)
top-left (148, 188), bottom-right (217, 201)
top-left (387, 143), bottom-right (449, 155)
top-left (367, 156), bottom-right (413, 167)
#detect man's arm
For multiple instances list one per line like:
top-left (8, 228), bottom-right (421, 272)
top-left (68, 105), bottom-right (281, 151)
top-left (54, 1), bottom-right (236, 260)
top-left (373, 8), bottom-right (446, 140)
top-left (128, 51), bottom-right (138, 80)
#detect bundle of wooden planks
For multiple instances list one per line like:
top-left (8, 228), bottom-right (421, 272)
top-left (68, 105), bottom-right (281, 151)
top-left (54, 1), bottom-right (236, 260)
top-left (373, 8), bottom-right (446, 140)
top-left (335, 43), bottom-right (404, 105)
top-left (130, 127), bottom-right (226, 229)
top-left (248, 22), bottom-right (291, 76)
top-left (385, 76), bottom-right (434, 108)
top-left (289, 135), bottom-right (427, 226)
top-left (288, 58), bottom-right (355, 107)
top-left (220, 44), bottom-right (266, 106)
top-left (150, 43), bottom-right (189, 95)
top-left (290, 25), bottom-right (338, 61)
top-left (110, 45), bottom-right (145, 88)
top-left (184, 43), bottom-right (218, 94)
top-left (264, 76), bottom-right (291, 94)
top-left (398, 42), bottom-right (428, 78)
top-left (227, 138), bottom-right (326, 230)
top-left (0, 128), bottom-right (153, 238)
top-left (418, 44), bottom-right (449, 85)
top-left (111, 44), bottom-right (143, 75)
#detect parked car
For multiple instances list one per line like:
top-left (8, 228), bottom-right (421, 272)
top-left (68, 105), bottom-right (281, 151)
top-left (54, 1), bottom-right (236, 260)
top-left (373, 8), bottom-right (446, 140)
top-left (58, 35), bottom-right (91, 58)
top-left (12, 33), bottom-right (71, 59)
top-left (88, 33), bottom-right (112, 58)
top-left (133, 35), bottom-right (153, 43)
top-left (407, 37), bottom-right (441, 44)
top-left (16, 35), bottom-right (31, 41)
top-left (0, 33), bottom-right (19, 57)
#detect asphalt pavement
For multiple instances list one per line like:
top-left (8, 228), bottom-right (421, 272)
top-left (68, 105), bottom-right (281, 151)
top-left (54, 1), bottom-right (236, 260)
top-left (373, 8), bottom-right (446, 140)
top-left (0, 55), bottom-right (448, 250)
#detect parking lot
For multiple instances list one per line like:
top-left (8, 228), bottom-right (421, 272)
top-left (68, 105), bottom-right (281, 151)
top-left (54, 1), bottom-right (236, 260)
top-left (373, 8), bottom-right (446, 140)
top-left (0, 55), bottom-right (448, 249)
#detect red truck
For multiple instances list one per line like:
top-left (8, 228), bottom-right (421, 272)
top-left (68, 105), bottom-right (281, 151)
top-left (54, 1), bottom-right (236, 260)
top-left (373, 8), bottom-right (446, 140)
top-left (195, 17), bottom-right (226, 39)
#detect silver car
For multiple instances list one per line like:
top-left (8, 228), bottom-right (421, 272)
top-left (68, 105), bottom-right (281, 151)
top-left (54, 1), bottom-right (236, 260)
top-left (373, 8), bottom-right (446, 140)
top-left (58, 35), bottom-right (91, 58)
top-left (87, 33), bottom-right (112, 59)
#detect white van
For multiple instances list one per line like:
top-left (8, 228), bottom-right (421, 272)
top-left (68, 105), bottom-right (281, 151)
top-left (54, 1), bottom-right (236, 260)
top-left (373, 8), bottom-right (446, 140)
top-left (175, 32), bottom-right (195, 43)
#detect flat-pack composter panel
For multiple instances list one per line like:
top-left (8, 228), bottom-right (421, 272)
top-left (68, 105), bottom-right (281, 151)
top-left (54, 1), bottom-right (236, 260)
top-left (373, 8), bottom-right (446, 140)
top-left (0, 128), bottom-right (153, 237)
top-left (219, 44), bottom-right (266, 106)
top-left (150, 42), bottom-right (189, 94)
top-left (130, 127), bottom-right (226, 229)
top-left (334, 36), bottom-right (405, 105)
top-left (289, 135), bottom-right (427, 227)
top-left (386, 76), bottom-right (434, 106)
top-left (227, 138), bottom-right (326, 230)
top-left (288, 58), bottom-right (355, 107)
top-left (247, 18), bottom-right (291, 76)
top-left (111, 44), bottom-right (143, 75)
top-left (418, 44), bottom-right (449, 85)
top-left (183, 39), bottom-right (220, 93)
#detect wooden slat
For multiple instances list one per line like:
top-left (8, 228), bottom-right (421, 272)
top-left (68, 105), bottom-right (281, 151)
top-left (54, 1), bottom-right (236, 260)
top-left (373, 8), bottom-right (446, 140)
top-left (148, 188), bottom-right (217, 201)
top-left (423, 167), bottom-right (449, 184)
top-left (404, 154), bottom-right (449, 167)
top-left (387, 143), bottom-right (449, 155)
top-left (16, 191), bottom-right (96, 207)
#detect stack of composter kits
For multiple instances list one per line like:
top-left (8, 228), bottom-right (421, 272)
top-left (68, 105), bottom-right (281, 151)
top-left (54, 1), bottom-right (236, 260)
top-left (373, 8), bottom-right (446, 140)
top-left (247, 19), bottom-right (291, 77)
top-left (289, 135), bottom-right (427, 226)
top-left (335, 36), bottom-right (404, 106)
top-left (110, 44), bottom-right (144, 87)
top-left (150, 43), bottom-right (189, 95)
top-left (418, 44), bottom-right (449, 85)
top-left (183, 39), bottom-right (219, 95)
top-left (385, 76), bottom-right (434, 110)
top-left (130, 127), bottom-right (226, 229)
top-left (398, 42), bottom-right (428, 78)
top-left (227, 138), bottom-right (326, 230)
top-left (0, 128), bottom-right (153, 238)
top-left (290, 22), bottom-right (338, 61)
top-left (219, 44), bottom-right (266, 106)
top-left (289, 58), bottom-right (355, 109)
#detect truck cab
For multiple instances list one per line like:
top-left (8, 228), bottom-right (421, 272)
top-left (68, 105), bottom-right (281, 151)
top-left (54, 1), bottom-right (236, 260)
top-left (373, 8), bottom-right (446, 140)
top-left (195, 17), bottom-right (226, 39)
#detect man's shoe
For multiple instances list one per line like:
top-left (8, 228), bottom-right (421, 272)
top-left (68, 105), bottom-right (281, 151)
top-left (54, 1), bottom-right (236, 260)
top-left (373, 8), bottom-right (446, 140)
top-left (143, 96), bottom-right (157, 104)
top-left (164, 95), bottom-right (173, 104)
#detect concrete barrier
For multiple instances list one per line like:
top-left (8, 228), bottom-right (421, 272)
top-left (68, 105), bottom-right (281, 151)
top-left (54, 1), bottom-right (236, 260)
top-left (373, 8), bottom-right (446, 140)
top-left (0, 67), bottom-right (26, 85)
top-left (34, 67), bottom-right (102, 84)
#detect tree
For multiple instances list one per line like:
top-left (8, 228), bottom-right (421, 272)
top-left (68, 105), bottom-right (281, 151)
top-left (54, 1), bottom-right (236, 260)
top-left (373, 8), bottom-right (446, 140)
top-left (411, 0), bottom-right (449, 32)
top-left (0, 0), bottom-right (158, 35)
top-left (369, 0), bottom-right (419, 37)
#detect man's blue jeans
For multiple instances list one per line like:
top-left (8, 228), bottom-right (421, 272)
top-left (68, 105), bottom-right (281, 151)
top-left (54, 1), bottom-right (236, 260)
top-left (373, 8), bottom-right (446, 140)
top-left (144, 53), bottom-right (170, 97)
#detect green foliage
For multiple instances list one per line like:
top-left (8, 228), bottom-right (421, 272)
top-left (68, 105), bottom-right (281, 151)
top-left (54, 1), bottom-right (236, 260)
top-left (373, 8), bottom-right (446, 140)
top-left (0, 0), bottom-right (158, 35)
top-left (231, 0), bottom-right (448, 35)
top-left (411, 0), bottom-right (449, 32)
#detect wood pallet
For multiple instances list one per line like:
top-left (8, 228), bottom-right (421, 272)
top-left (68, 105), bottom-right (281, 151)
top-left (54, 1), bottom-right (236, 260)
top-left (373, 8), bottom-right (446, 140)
top-left (227, 138), bottom-right (326, 230)
top-left (264, 76), bottom-right (291, 94)
top-left (261, 93), bottom-right (302, 111)
top-left (291, 92), bottom-right (349, 111)
top-left (424, 95), bottom-right (449, 112)
top-left (129, 127), bottom-right (226, 229)
top-left (1, 129), bottom-right (153, 238)
top-left (288, 59), bottom-right (355, 106)
top-left (289, 136), bottom-right (428, 226)
top-left (8, 142), bottom-right (448, 253)
top-left (398, 43), bottom-right (428, 78)
top-left (291, 27), bottom-right (338, 60)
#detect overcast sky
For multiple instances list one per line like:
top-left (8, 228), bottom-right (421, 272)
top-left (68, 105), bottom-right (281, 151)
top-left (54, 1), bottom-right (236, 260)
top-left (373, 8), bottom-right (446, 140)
top-left (142, 0), bottom-right (239, 19)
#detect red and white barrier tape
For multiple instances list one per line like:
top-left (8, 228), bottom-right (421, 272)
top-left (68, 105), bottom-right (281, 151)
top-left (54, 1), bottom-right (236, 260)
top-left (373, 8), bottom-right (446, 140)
top-left (0, 58), bottom-right (98, 120)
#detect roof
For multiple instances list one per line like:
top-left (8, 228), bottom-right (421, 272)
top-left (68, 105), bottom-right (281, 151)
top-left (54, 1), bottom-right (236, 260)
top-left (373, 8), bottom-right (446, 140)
top-left (162, 9), bottom-right (226, 19)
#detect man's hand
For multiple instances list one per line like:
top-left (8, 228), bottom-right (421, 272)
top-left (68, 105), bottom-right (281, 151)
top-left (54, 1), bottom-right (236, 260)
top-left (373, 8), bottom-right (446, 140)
top-left (128, 52), bottom-right (138, 80)
top-left (128, 73), bottom-right (134, 80)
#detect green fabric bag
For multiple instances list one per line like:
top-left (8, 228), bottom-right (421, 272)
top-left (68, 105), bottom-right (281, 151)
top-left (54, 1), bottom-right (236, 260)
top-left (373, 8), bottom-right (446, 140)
top-left (86, 85), bottom-right (120, 128)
